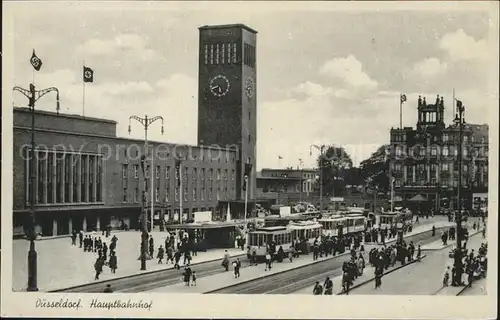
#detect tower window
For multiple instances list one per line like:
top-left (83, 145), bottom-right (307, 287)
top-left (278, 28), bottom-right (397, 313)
top-left (204, 44), bottom-right (208, 65)
top-left (215, 44), bottom-right (220, 64)
top-left (232, 43), bottom-right (237, 63)
top-left (227, 43), bottom-right (231, 64)
top-left (210, 44), bottom-right (214, 65)
top-left (221, 43), bottom-right (225, 64)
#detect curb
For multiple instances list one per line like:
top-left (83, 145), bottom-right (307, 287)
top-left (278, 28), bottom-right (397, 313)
top-left (337, 254), bottom-right (428, 295)
top-left (204, 226), bottom-right (441, 294)
top-left (421, 229), bottom-right (484, 252)
top-left (204, 251), bottom-right (354, 294)
top-left (48, 251), bottom-right (248, 292)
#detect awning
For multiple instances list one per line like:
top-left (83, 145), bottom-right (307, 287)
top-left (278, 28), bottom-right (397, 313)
top-left (409, 194), bottom-right (426, 202)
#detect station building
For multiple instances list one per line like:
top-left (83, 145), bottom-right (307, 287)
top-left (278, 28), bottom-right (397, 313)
top-left (13, 23), bottom-right (259, 237)
top-left (388, 95), bottom-right (489, 212)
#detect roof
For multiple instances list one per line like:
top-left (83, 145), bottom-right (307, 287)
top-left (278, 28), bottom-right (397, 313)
top-left (199, 24), bottom-right (258, 34)
top-left (254, 226), bottom-right (288, 232)
top-left (165, 221), bottom-right (246, 229)
top-left (14, 107), bottom-right (117, 124)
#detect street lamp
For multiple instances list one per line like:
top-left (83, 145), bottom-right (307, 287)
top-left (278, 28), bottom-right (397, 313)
top-left (13, 84), bottom-right (60, 291)
top-left (310, 144), bottom-right (326, 214)
top-left (129, 115), bottom-right (164, 271)
top-left (452, 100), bottom-right (465, 286)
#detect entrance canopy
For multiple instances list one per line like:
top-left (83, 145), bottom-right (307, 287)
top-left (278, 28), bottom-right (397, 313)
top-left (409, 194), bottom-right (426, 202)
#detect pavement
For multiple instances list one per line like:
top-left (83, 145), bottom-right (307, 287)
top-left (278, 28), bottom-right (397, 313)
top-left (12, 230), bottom-right (244, 291)
top-left (460, 277), bottom-right (487, 296)
top-left (146, 217), bottom-right (451, 294)
top-left (347, 232), bottom-right (485, 295)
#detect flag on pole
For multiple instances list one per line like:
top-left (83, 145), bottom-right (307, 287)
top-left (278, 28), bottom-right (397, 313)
top-left (400, 93), bottom-right (407, 103)
top-left (83, 66), bottom-right (94, 83)
top-left (456, 100), bottom-right (464, 113)
top-left (30, 50), bottom-right (43, 71)
top-left (278, 156), bottom-right (283, 160)
top-left (175, 159), bottom-right (182, 187)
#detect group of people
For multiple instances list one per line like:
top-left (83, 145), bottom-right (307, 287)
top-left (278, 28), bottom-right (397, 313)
top-left (444, 242), bottom-right (488, 287)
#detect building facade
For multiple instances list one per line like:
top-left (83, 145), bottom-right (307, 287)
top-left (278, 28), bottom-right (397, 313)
top-left (388, 95), bottom-right (489, 211)
top-left (13, 24), bottom-right (258, 237)
top-left (255, 168), bottom-right (317, 204)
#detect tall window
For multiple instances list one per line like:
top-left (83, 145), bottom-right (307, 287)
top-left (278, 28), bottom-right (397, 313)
top-left (96, 156), bottom-right (103, 202)
top-left (88, 156), bottom-right (94, 202)
top-left (232, 43), bottom-right (237, 63)
top-left (155, 188), bottom-right (160, 203)
top-left (208, 187), bottom-right (213, 200)
top-left (55, 154), bottom-right (63, 203)
top-left (216, 169), bottom-right (221, 180)
top-left (193, 188), bottom-right (197, 201)
top-left (80, 155), bottom-right (86, 202)
top-left (37, 151), bottom-right (46, 204)
top-left (122, 164), bottom-right (128, 178)
top-left (210, 44), bottom-right (214, 64)
top-left (201, 186), bottom-right (205, 201)
top-left (165, 187), bottom-right (170, 202)
top-left (201, 168), bottom-right (205, 180)
top-left (72, 154), bottom-right (78, 203)
top-left (204, 44), bottom-right (208, 64)
top-left (155, 166), bottom-right (160, 179)
top-left (166, 166), bottom-right (170, 179)
top-left (184, 187), bottom-right (188, 201)
top-left (123, 187), bottom-right (128, 202)
top-left (221, 43), bottom-right (225, 64)
top-left (175, 187), bottom-right (179, 201)
top-left (209, 168), bottom-right (213, 180)
top-left (193, 168), bottom-right (198, 181)
top-left (134, 164), bottom-right (139, 178)
top-left (227, 43), bottom-right (232, 63)
top-left (64, 154), bottom-right (70, 202)
top-left (215, 44), bottom-right (220, 64)
top-left (232, 169), bottom-right (235, 181)
top-left (134, 188), bottom-right (139, 203)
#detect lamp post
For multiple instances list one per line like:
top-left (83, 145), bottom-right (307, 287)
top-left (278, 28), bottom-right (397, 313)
top-left (13, 84), bottom-right (60, 291)
top-left (129, 115), bottom-right (164, 271)
top-left (452, 100), bottom-right (465, 286)
top-left (310, 144), bottom-right (326, 214)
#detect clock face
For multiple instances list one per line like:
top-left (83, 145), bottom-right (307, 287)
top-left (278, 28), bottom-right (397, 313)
top-left (245, 77), bottom-right (255, 98)
top-left (209, 74), bottom-right (230, 97)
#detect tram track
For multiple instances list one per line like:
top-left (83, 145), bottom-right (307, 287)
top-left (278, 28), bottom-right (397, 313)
top-left (49, 252), bottom-right (248, 293)
top-left (206, 228), bottom-right (447, 295)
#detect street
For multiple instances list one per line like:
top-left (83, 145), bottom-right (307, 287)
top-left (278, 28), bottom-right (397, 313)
top-left (349, 233), bottom-right (485, 295)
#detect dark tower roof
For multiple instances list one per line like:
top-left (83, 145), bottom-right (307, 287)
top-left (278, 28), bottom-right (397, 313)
top-left (199, 24), bottom-right (258, 34)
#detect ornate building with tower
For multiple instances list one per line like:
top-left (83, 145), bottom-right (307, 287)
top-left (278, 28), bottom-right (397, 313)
top-left (388, 95), bottom-right (489, 212)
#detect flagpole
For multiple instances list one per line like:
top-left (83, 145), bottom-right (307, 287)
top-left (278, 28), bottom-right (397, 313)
top-left (244, 176), bottom-right (248, 223)
top-left (151, 152), bottom-right (154, 231)
top-left (453, 88), bottom-right (456, 118)
top-left (399, 95), bottom-right (403, 129)
top-left (82, 61), bottom-right (86, 117)
top-left (179, 163), bottom-right (183, 225)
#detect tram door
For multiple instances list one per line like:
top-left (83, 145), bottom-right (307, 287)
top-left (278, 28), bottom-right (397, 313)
top-left (337, 223), bottom-right (344, 238)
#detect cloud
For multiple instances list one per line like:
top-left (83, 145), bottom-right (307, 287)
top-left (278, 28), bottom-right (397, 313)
top-left (78, 33), bottom-right (162, 61)
top-left (319, 55), bottom-right (378, 90)
top-left (412, 57), bottom-right (448, 77)
top-left (439, 29), bottom-right (490, 63)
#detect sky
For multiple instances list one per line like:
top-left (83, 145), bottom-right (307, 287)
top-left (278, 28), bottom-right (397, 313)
top-left (6, 1), bottom-right (499, 169)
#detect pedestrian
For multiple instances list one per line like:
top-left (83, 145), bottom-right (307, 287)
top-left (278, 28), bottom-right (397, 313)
top-left (79, 231), bottom-right (84, 248)
top-left (109, 252), bottom-right (117, 273)
top-left (233, 258), bottom-right (241, 278)
top-left (103, 284), bottom-right (113, 293)
top-left (183, 265), bottom-right (192, 286)
top-left (174, 249), bottom-right (182, 269)
top-left (374, 266), bottom-right (383, 289)
top-left (222, 250), bottom-right (230, 271)
top-left (482, 228), bottom-right (486, 239)
top-left (342, 271), bottom-right (352, 295)
top-left (265, 252), bottom-right (272, 271)
top-left (288, 246), bottom-right (294, 263)
top-left (102, 242), bottom-right (108, 261)
top-left (71, 230), bottom-right (77, 246)
top-left (191, 271), bottom-right (197, 286)
top-left (157, 245), bottom-right (165, 264)
top-left (149, 236), bottom-right (154, 258)
top-left (313, 281), bottom-right (323, 295)
top-left (94, 257), bottom-right (104, 280)
top-left (324, 276), bottom-right (333, 295)
top-left (416, 244), bottom-right (422, 261)
top-left (443, 266), bottom-right (450, 287)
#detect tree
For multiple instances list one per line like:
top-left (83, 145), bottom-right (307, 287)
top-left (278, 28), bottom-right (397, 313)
top-left (317, 145), bottom-right (353, 196)
top-left (359, 144), bottom-right (390, 193)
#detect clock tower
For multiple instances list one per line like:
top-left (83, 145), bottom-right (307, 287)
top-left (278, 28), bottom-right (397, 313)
top-left (197, 24), bottom-right (257, 201)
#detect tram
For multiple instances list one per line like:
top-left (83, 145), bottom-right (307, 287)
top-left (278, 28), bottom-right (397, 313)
top-left (247, 220), bottom-right (322, 257)
top-left (263, 214), bottom-right (316, 227)
top-left (377, 211), bottom-right (413, 229)
top-left (319, 214), bottom-right (366, 237)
